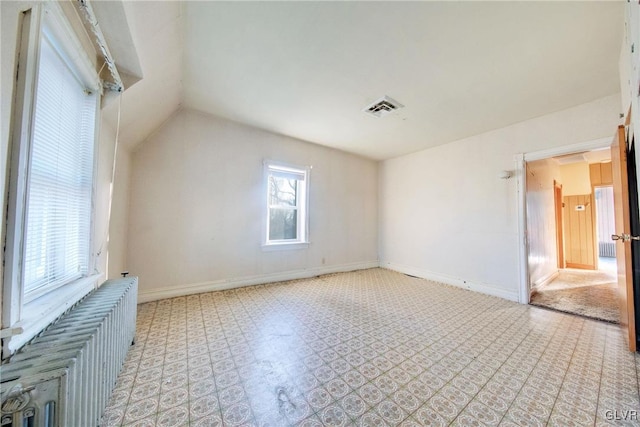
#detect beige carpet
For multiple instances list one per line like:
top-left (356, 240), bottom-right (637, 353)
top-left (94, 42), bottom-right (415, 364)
top-left (530, 268), bottom-right (620, 323)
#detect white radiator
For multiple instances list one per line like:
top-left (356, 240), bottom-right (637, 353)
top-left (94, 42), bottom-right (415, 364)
top-left (0, 277), bottom-right (137, 427)
top-left (599, 242), bottom-right (616, 258)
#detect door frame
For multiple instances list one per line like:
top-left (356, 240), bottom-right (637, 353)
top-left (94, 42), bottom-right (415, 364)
top-left (515, 136), bottom-right (611, 304)
top-left (553, 180), bottom-right (565, 269)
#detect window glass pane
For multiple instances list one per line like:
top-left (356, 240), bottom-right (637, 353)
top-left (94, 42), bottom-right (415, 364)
top-left (269, 208), bottom-right (298, 240)
top-left (269, 176), bottom-right (297, 207)
top-left (23, 31), bottom-right (96, 299)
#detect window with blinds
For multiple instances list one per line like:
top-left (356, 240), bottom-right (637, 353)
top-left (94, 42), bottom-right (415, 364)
top-left (23, 25), bottom-right (98, 302)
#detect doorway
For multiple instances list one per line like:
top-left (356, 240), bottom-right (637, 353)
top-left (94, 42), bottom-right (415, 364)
top-left (595, 185), bottom-right (616, 269)
top-left (526, 149), bottom-right (620, 323)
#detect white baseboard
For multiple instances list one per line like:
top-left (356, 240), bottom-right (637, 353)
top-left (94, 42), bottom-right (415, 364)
top-left (137, 260), bottom-right (380, 303)
top-left (382, 262), bottom-right (520, 302)
top-left (532, 270), bottom-right (559, 290)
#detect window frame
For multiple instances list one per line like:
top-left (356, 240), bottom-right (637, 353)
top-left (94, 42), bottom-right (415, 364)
top-left (263, 160), bottom-right (310, 250)
top-left (2, 3), bottom-right (102, 357)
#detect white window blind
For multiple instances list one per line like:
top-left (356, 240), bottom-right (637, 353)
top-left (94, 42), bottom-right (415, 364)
top-left (268, 167), bottom-right (306, 182)
top-left (23, 28), bottom-right (97, 302)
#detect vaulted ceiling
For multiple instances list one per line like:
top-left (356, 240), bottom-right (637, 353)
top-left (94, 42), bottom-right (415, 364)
top-left (107, 1), bottom-right (624, 160)
top-left (100, 1), bottom-right (183, 151)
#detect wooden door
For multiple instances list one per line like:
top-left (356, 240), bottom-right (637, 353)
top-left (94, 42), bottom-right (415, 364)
top-left (611, 125), bottom-right (637, 352)
top-left (563, 194), bottom-right (597, 269)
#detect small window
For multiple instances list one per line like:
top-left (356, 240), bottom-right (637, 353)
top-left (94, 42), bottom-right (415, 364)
top-left (264, 162), bottom-right (309, 246)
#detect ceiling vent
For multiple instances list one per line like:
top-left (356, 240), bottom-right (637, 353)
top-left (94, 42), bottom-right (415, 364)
top-left (363, 96), bottom-right (404, 118)
top-left (553, 153), bottom-right (587, 165)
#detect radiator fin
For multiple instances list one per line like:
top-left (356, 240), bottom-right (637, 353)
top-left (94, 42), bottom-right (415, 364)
top-left (599, 242), bottom-right (616, 258)
top-left (0, 277), bottom-right (137, 427)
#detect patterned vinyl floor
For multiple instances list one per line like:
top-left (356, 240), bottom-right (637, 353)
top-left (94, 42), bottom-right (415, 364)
top-left (102, 268), bottom-right (640, 426)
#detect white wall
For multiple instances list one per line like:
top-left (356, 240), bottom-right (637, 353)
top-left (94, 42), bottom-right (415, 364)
top-left (96, 106), bottom-right (133, 280)
top-left (108, 148), bottom-right (132, 279)
top-left (526, 159), bottom-right (562, 288)
top-left (621, 2), bottom-right (640, 205)
top-left (379, 94), bottom-right (621, 301)
top-left (128, 109), bottom-right (378, 301)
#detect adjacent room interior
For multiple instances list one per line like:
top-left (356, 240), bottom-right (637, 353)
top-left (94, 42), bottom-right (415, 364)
top-left (1, 1), bottom-right (640, 426)
top-left (527, 149), bottom-right (621, 323)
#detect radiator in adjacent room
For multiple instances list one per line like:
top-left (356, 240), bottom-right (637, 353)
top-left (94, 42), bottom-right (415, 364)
top-left (599, 241), bottom-right (616, 258)
top-left (0, 277), bottom-right (137, 427)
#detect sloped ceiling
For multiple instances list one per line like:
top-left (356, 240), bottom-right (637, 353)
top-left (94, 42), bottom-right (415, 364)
top-left (113, 1), bottom-right (623, 160)
top-left (102, 1), bottom-right (183, 150)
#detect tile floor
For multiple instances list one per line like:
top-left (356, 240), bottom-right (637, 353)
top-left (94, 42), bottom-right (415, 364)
top-left (101, 268), bottom-right (640, 426)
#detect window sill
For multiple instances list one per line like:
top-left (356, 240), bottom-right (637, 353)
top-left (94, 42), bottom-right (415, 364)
top-left (262, 241), bottom-right (310, 251)
top-left (5, 273), bottom-right (103, 355)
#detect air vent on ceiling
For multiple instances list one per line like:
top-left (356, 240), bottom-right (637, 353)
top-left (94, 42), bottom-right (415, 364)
top-left (363, 96), bottom-right (404, 118)
top-left (553, 153), bottom-right (587, 165)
